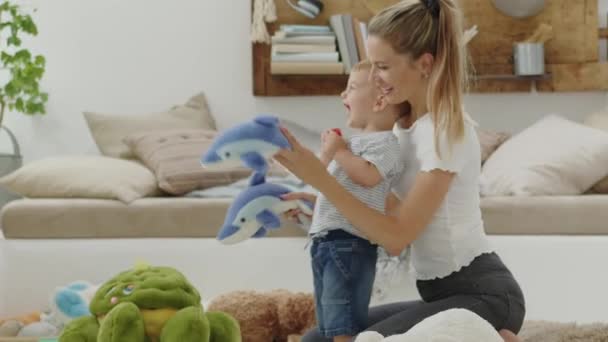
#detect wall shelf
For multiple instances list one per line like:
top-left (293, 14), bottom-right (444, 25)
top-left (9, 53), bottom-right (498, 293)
top-left (472, 74), bottom-right (552, 81)
top-left (252, 0), bottom-right (607, 96)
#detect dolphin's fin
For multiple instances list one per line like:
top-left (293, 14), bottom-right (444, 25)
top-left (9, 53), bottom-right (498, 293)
top-left (256, 209), bottom-right (281, 229)
top-left (241, 151), bottom-right (268, 174)
top-left (254, 115), bottom-right (279, 128)
top-left (252, 227), bottom-right (267, 238)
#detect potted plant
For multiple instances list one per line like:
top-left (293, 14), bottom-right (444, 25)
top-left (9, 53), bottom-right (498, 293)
top-left (0, 1), bottom-right (48, 206)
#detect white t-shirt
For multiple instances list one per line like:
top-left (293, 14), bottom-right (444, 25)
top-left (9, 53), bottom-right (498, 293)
top-left (392, 113), bottom-right (494, 280)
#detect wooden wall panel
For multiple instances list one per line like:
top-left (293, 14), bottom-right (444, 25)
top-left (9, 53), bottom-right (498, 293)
top-left (253, 0), bottom-right (605, 95)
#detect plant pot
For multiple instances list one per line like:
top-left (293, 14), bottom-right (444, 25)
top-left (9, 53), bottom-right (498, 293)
top-left (0, 126), bottom-right (23, 208)
top-left (513, 42), bottom-right (545, 76)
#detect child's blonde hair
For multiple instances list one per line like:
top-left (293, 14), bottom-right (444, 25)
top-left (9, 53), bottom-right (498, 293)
top-left (351, 59), bottom-right (373, 72)
top-left (351, 60), bottom-right (412, 119)
top-left (368, 0), bottom-right (467, 157)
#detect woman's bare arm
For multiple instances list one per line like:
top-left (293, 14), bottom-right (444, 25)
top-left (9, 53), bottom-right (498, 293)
top-left (318, 169), bottom-right (454, 255)
top-left (274, 127), bottom-right (454, 256)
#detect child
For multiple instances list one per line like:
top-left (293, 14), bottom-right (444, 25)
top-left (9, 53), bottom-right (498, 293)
top-left (308, 60), bottom-right (407, 342)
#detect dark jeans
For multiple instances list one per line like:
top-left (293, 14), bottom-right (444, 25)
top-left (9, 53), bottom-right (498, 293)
top-left (302, 252), bottom-right (526, 341)
top-left (310, 229), bottom-right (378, 337)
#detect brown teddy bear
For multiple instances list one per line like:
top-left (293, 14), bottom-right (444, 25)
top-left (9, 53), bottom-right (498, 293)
top-left (207, 289), bottom-right (315, 342)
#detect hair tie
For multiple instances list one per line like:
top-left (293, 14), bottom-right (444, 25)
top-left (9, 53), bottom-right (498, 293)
top-left (422, 0), bottom-right (440, 18)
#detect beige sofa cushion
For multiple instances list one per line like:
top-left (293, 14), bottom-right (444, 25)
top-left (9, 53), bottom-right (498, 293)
top-left (0, 156), bottom-right (158, 203)
top-left (481, 195), bottom-right (608, 235)
top-left (2, 196), bottom-right (608, 239)
top-left (583, 107), bottom-right (608, 193)
top-left (84, 92), bottom-right (216, 159)
top-left (0, 198), bottom-right (306, 239)
top-left (480, 115), bottom-right (608, 196)
top-left (123, 129), bottom-right (289, 195)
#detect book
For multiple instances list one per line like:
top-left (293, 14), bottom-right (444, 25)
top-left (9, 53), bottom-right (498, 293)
top-left (274, 30), bottom-right (336, 38)
top-left (272, 44), bottom-right (336, 54)
top-left (271, 35), bottom-right (336, 45)
top-left (342, 14), bottom-right (360, 69)
top-left (271, 52), bottom-right (340, 62)
top-left (353, 17), bottom-right (368, 61)
top-left (329, 14), bottom-right (352, 73)
top-left (279, 24), bottom-right (331, 33)
top-left (271, 61), bottom-right (344, 75)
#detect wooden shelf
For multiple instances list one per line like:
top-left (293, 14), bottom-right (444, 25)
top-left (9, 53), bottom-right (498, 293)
top-left (252, 0), bottom-right (606, 96)
top-left (472, 74), bottom-right (552, 81)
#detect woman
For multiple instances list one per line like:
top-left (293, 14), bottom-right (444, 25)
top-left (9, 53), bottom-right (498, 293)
top-left (274, 0), bottom-right (525, 341)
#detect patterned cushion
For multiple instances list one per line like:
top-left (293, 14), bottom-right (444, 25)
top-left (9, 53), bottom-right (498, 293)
top-left (123, 129), bottom-right (287, 195)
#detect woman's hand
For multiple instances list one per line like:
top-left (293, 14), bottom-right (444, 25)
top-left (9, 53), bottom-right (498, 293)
top-left (320, 129), bottom-right (348, 162)
top-left (274, 127), bottom-right (332, 188)
top-left (281, 192), bottom-right (317, 224)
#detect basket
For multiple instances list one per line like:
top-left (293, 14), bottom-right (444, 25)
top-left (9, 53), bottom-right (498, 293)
top-left (0, 126), bottom-right (23, 208)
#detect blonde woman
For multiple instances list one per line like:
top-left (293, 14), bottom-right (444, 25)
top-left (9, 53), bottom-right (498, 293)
top-left (274, 1), bottom-right (525, 341)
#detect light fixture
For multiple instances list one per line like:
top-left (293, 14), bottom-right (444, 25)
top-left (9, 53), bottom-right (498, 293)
top-left (491, 0), bottom-right (545, 19)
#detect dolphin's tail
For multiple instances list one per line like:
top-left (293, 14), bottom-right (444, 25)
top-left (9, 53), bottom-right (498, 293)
top-left (249, 170), bottom-right (266, 186)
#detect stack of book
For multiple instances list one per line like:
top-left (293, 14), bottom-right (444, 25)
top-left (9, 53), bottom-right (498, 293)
top-left (329, 14), bottom-right (368, 74)
top-left (270, 24), bottom-right (343, 75)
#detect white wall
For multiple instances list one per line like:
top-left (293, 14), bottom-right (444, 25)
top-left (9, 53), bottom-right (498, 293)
top-left (0, 0), bottom-right (607, 162)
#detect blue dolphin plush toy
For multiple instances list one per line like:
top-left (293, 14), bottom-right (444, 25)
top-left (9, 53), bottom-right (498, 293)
top-left (201, 115), bottom-right (290, 175)
top-left (217, 173), bottom-right (314, 245)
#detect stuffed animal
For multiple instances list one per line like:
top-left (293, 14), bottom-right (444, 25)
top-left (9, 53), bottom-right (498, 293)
top-left (0, 320), bottom-right (24, 337)
top-left (0, 280), bottom-right (98, 338)
top-left (59, 264), bottom-right (241, 342)
top-left (217, 171), bottom-right (313, 244)
top-left (48, 281), bottom-right (99, 328)
top-left (354, 309), bottom-right (503, 342)
top-left (0, 312), bottom-right (41, 328)
top-left (207, 289), bottom-right (316, 342)
top-left (201, 115), bottom-right (290, 176)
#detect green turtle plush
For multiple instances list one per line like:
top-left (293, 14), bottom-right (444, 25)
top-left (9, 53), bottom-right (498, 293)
top-left (59, 264), bottom-right (241, 342)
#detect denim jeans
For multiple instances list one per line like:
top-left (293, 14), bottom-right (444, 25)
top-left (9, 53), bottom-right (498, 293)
top-left (303, 251), bottom-right (526, 341)
top-left (310, 229), bottom-right (378, 337)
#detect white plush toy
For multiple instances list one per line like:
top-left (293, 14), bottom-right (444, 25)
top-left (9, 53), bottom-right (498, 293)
top-left (48, 280), bottom-right (99, 327)
top-left (355, 309), bottom-right (503, 342)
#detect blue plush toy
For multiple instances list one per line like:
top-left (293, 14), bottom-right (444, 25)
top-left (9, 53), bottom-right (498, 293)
top-left (201, 115), bottom-right (290, 176)
top-left (50, 281), bottom-right (98, 326)
top-left (202, 115), bottom-right (313, 244)
top-left (217, 172), bottom-right (313, 245)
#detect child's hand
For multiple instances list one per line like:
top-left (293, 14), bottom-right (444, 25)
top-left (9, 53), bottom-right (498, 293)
top-left (281, 192), bottom-right (317, 224)
top-left (321, 129), bottom-right (348, 161)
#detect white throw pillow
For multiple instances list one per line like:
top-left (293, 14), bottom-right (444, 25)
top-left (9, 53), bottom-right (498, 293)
top-left (0, 156), bottom-right (158, 203)
top-left (480, 114), bottom-right (608, 196)
top-left (583, 106), bottom-right (608, 193)
top-left (584, 106), bottom-right (608, 131)
top-left (84, 92), bottom-right (216, 159)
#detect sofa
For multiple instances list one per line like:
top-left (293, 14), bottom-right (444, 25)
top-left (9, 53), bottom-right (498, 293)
top-left (1, 92), bottom-right (608, 325)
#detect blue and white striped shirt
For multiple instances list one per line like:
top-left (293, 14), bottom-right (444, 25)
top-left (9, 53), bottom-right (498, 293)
top-left (309, 131), bottom-right (403, 239)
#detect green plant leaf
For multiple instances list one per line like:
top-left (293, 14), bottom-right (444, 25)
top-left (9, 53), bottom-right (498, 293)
top-left (7, 35), bottom-right (21, 46)
top-left (21, 16), bottom-right (37, 35)
top-left (15, 98), bottom-right (24, 111)
top-left (0, 1), bottom-right (48, 122)
top-left (14, 49), bottom-right (32, 60)
top-left (0, 52), bottom-right (12, 64)
top-left (35, 55), bottom-right (45, 66)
